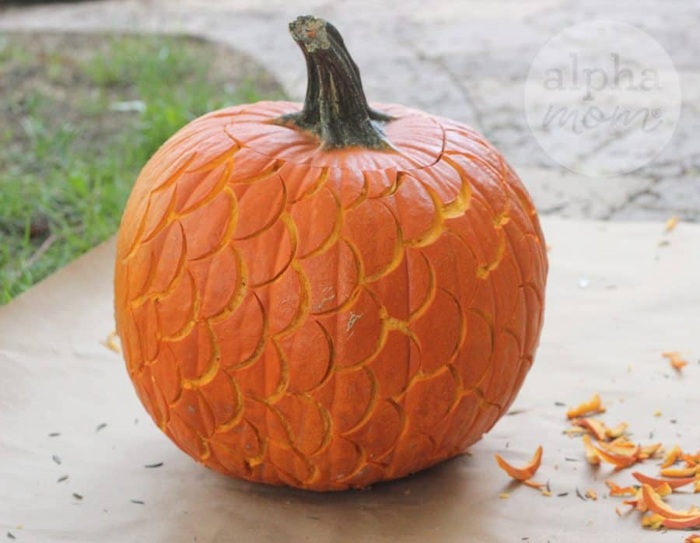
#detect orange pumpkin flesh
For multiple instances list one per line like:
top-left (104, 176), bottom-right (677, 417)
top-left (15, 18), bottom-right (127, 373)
top-left (114, 16), bottom-right (548, 491)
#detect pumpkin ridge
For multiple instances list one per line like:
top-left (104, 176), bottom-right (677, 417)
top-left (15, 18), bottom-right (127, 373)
top-left (150, 377), bottom-right (173, 431)
top-left (176, 157), bottom-right (236, 216)
top-left (301, 392), bottom-right (334, 456)
top-left (238, 214), bottom-right (297, 288)
top-left (226, 150), bottom-right (283, 186)
top-left (268, 263), bottom-right (312, 340)
top-left (306, 238), bottom-right (364, 315)
top-left (335, 367), bottom-right (380, 436)
top-left (293, 187), bottom-right (344, 261)
top-left (362, 200), bottom-right (405, 282)
top-left (440, 175), bottom-right (473, 220)
top-left (208, 380), bottom-right (245, 433)
top-left (365, 168), bottom-right (400, 200)
top-left (149, 151), bottom-right (199, 195)
top-left (296, 166), bottom-right (330, 201)
top-left (406, 251), bottom-right (437, 321)
top-left (263, 339), bottom-right (292, 403)
top-left (158, 270), bottom-right (199, 342)
top-left (120, 196), bottom-right (153, 261)
top-left (180, 321), bottom-right (221, 389)
top-left (216, 292), bottom-right (268, 371)
top-left (137, 185), bottom-right (180, 247)
top-left (205, 247), bottom-right (248, 324)
top-left (185, 141), bottom-right (240, 175)
top-left (331, 299), bottom-right (391, 372)
top-left (129, 225), bottom-right (188, 307)
top-left (231, 176), bottom-right (287, 241)
top-left (180, 187), bottom-right (237, 263)
top-left (475, 229), bottom-right (507, 279)
top-left (291, 320), bottom-right (338, 395)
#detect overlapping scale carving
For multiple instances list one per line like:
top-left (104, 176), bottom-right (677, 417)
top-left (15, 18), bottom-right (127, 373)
top-left (114, 101), bottom-right (547, 492)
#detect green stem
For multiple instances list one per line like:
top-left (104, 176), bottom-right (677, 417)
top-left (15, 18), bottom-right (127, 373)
top-left (276, 15), bottom-right (392, 150)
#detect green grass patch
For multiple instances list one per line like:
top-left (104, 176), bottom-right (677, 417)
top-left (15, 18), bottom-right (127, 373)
top-left (0, 33), bottom-right (284, 304)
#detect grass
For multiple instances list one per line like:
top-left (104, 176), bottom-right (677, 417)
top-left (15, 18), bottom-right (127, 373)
top-left (0, 33), bottom-right (283, 304)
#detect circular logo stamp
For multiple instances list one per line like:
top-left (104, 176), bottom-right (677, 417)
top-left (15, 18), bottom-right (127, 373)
top-left (524, 20), bottom-right (682, 177)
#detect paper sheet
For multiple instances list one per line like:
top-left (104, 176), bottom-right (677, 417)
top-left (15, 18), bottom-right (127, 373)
top-left (1, 217), bottom-right (698, 542)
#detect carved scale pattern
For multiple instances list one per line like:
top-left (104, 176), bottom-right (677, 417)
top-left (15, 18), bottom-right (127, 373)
top-left (114, 101), bottom-right (548, 491)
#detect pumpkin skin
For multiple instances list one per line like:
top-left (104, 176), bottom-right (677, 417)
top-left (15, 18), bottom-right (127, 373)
top-left (114, 17), bottom-right (547, 492)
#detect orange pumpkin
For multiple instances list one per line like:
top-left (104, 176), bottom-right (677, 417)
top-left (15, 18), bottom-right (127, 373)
top-left (114, 16), bottom-right (547, 491)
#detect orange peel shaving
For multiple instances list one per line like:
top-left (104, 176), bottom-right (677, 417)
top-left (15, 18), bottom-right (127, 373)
top-left (660, 514), bottom-right (700, 529)
top-left (664, 216), bottom-right (680, 232)
top-left (632, 471), bottom-right (696, 490)
top-left (572, 418), bottom-right (608, 441)
top-left (102, 330), bottom-right (121, 354)
top-left (495, 446), bottom-right (543, 482)
top-left (641, 484), bottom-right (697, 520)
top-left (522, 478), bottom-right (546, 490)
top-left (641, 513), bottom-right (665, 530)
top-left (625, 483), bottom-right (672, 511)
top-left (660, 466), bottom-right (698, 478)
top-left (595, 443), bottom-right (641, 470)
top-left (683, 452), bottom-right (699, 467)
top-left (605, 480), bottom-right (638, 497)
top-left (582, 434), bottom-right (601, 465)
top-left (597, 439), bottom-right (639, 456)
top-left (663, 351), bottom-right (688, 371)
top-left (638, 443), bottom-right (663, 460)
top-left (605, 422), bottom-right (629, 440)
top-left (662, 444), bottom-right (683, 468)
top-left (585, 489), bottom-right (598, 500)
top-left (567, 393), bottom-right (605, 419)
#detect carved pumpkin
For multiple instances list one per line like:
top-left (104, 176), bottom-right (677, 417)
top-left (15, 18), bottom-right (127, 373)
top-left (114, 16), bottom-right (547, 491)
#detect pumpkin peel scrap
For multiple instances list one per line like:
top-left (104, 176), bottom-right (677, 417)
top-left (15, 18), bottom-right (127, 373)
top-left (638, 442), bottom-right (663, 460)
top-left (566, 394), bottom-right (605, 419)
top-left (585, 489), bottom-right (598, 500)
top-left (605, 422), bottom-right (629, 440)
top-left (581, 434), bottom-right (601, 465)
top-left (605, 480), bottom-right (638, 497)
top-left (641, 513), bottom-right (666, 530)
top-left (683, 452), bottom-right (700, 467)
top-left (662, 444), bottom-right (684, 468)
top-left (641, 484), bottom-right (698, 520)
top-left (632, 471), bottom-right (697, 490)
top-left (634, 484), bottom-right (700, 530)
top-left (571, 417), bottom-right (608, 441)
top-left (659, 513), bottom-right (700, 529)
top-left (660, 466), bottom-right (699, 478)
top-left (663, 351), bottom-right (688, 372)
top-left (495, 445), bottom-right (544, 482)
top-left (595, 443), bottom-right (641, 470)
top-left (623, 483), bottom-right (672, 512)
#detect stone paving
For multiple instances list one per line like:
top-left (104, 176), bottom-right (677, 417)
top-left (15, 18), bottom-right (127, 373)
top-left (2, 0), bottom-right (698, 221)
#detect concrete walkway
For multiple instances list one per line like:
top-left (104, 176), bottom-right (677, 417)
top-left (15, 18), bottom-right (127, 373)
top-left (2, 0), bottom-right (698, 221)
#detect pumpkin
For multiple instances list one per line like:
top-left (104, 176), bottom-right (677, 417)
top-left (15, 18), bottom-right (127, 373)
top-left (114, 15), bottom-right (547, 491)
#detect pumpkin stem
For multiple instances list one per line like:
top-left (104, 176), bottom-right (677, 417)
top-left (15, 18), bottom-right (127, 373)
top-left (275, 15), bottom-right (393, 150)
